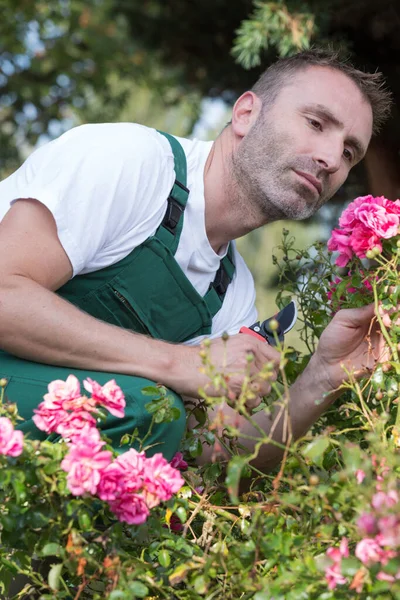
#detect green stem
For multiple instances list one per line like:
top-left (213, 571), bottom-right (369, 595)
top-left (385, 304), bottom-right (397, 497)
top-left (373, 283), bottom-right (398, 362)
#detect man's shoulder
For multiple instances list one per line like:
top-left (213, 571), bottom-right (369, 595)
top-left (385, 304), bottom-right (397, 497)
top-left (55, 122), bottom-right (173, 156)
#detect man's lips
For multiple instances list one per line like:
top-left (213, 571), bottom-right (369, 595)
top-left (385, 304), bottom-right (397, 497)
top-left (294, 170), bottom-right (322, 196)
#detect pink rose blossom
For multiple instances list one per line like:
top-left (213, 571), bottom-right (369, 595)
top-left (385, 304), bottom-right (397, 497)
top-left (0, 417), bottom-right (23, 457)
top-left (372, 490), bottom-right (399, 511)
top-left (356, 469), bottom-right (366, 484)
top-left (46, 375), bottom-right (81, 404)
top-left (325, 538), bottom-right (349, 590)
top-left (325, 564), bottom-right (347, 590)
top-left (62, 395), bottom-right (97, 413)
top-left (328, 195), bottom-right (400, 265)
top-left (56, 411), bottom-right (97, 438)
top-left (327, 229), bottom-right (353, 267)
top-left (61, 430), bottom-right (112, 496)
top-left (170, 452), bottom-right (188, 471)
top-left (114, 449), bottom-right (146, 492)
top-left (142, 453), bottom-right (184, 505)
top-left (97, 462), bottom-right (127, 501)
top-left (355, 538), bottom-right (384, 565)
top-left (350, 223), bottom-right (381, 258)
top-left (339, 196), bottom-right (400, 236)
top-left (84, 378), bottom-right (126, 418)
top-left (32, 402), bottom-right (68, 434)
top-left (108, 493), bottom-right (149, 525)
top-left (377, 571), bottom-right (396, 582)
top-left (377, 516), bottom-right (400, 547)
top-left (357, 512), bottom-right (378, 536)
top-left (67, 424), bottom-right (103, 447)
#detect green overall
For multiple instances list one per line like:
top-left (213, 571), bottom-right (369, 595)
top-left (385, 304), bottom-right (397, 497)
top-left (0, 132), bottom-right (235, 460)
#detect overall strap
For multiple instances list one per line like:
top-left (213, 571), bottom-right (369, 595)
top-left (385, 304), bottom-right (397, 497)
top-left (156, 130), bottom-right (236, 317)
top-left (155, 131), bottom-right (190, 254)
top-left (204, 243), bottom-right (235, 316)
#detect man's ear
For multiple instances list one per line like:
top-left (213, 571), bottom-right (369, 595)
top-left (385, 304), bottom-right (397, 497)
top-left (231, 91), bottom-right (262, 138)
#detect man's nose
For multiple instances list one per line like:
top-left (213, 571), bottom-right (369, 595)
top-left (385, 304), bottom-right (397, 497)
top-left (312, 140), bottom-right (342, 174)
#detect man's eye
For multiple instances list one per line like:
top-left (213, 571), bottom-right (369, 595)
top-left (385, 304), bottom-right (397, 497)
top-left (343, 148), bottom-right (353, 162)
top-left (308, 118), bottom-right (322, 131)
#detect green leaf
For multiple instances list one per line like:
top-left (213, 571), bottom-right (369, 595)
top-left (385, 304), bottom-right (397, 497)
top-left (193, 574), bottom-right (208, 594)
top-left (127, 581), bottom-right (149, 597)
top-left (176, 506), bottom-right (187, 523)
top-left (40, 543), bottom-right (62, 557)
top-left (48, 563), bottom-right (63, 591)
top-left (158, 549), bottom-right (171, 568)
top-left (226, 456), bottom-right (248, 504)
top-left (302, 437), bottom-right (330, 466)
top-left (193, 407), bottom-right (207, 426)
top-left (371, 365), bottom-right (384, 390)
top-left (108, 592), bottom-right (128, 600)
top-left (188, 438), bottom-right (203, 458)
top-left (141, 385), bottom-right (162, 396)
top-left (78, 510), bottom-right (92, 531)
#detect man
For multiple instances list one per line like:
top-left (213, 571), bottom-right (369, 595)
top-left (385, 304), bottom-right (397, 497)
top-left (0, 49), bottom-right (392, 467)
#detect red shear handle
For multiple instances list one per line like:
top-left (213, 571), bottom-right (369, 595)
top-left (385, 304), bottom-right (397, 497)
top-left (239, 326), bottom-right (266, 342)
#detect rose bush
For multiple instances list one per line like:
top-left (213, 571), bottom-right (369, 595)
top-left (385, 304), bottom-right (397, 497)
top-left (2, 194), bottom-right (400, 599)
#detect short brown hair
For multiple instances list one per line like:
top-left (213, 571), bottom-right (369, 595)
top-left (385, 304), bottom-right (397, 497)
top-left (251, 47), bottom-right (392, 135)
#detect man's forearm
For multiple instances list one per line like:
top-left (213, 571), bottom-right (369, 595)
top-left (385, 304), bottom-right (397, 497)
top-left (0, 276), bottom-right (190, 387)
top-left (197, 354), bottom-right (341, 472)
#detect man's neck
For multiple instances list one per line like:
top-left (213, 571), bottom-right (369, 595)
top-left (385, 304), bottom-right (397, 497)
top-left (203, 128), bottom-right (270, 253)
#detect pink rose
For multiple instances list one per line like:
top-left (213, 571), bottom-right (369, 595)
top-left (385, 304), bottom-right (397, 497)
top-left (377, 571), bottom-right (396, 582)
top-left (61, 430), bottom-right (112, 496)
top-left (56, 410), bottom-right (97, 439)
top-left (327, 229), bottom-right (353, 267)
top-left (377, 516), bottom-right (400, 547)
top-left (339, 195), bottom-right (400, 236)
top-left (372, 490), bottom-right (399, 511)
top-left (84, 378), bottom-right (126, 418)
top-left (170, 452), bottom-right (188, 471)
top-left (33, 402), bottom-right (68, 434)
top-left (108, 493), bottom-right (149, 525)
top-left (354, 196), bottom-right (400, 238)
top-left (97, 462), bottom-right (127, 501)
top-left (350, 223), bottom-right (381, 258)
top-left (46, 375), bottom-right (81, 404)
top-left (355, 538), bottom-right (384, 566)
top-left (0, 417), bottom-right (23, 457)
top-left (114, 449), bottom-right (146, 493)
top-left (62, 395), bottom-right (97, 413)
top-left (142, 453), bottom-right (184, 505)
top-left (325, 564), bottom-right (347, 590)
top-left (324, 538), bottom-right (349, 589)
top-left (356, 469), bottom-right (366, 484)
top-left (357, 512), bottom-right (378, 536)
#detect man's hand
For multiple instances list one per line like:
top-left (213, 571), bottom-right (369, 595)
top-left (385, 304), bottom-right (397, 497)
top-left (312, 304), bottom-right (385, 394)
top-left (179, 334), bottom-right (280, 407)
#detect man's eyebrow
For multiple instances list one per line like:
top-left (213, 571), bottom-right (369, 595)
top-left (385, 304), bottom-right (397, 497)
top-left (302, 103), bottom-right (367, 160)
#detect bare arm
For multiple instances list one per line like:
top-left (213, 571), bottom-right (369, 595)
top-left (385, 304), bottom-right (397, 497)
top-left (196, 304), bottom-right (384, 471)
top-left (0, 200), bottom-right (280, 398)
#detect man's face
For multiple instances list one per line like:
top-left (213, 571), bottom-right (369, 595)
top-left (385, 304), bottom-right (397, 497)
top-left (233, 66), bottom-right (373, 221)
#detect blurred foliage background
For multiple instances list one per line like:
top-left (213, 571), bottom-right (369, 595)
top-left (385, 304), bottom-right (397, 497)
top-left (1, 0), bottom-right (400, 342)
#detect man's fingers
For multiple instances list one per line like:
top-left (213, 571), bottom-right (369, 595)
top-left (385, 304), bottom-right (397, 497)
top-left (335, 303), bottom-right (375, 327)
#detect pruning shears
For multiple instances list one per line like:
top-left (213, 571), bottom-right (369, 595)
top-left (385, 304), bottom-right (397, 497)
top-left (239, 300), bottom-right (297, 347)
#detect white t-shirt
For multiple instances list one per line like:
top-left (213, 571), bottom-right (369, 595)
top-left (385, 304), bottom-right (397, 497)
top-left (0, 123), bottom-right (257, 344)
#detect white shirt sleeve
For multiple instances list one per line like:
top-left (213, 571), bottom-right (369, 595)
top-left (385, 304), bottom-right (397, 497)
top-left (1, 123), bottom-right (175, 276)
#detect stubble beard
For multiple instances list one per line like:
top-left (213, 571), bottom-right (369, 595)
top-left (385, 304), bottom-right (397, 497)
top-left (231, 117), bottom-right (330, 223)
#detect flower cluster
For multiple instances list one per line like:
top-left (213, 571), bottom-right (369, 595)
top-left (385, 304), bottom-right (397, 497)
top-left (97, 449), bottom-right (184, 524)
top-left (324, 457), bottom-right (400, 592)
top-left (33, 375), bottom-right (184, 525)
top-left (328, 195), bottom-right (400, 267)
top-left (32, 375), bottom-right (125, 436)
top-left (0, 416), bottom-right (23, 457)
